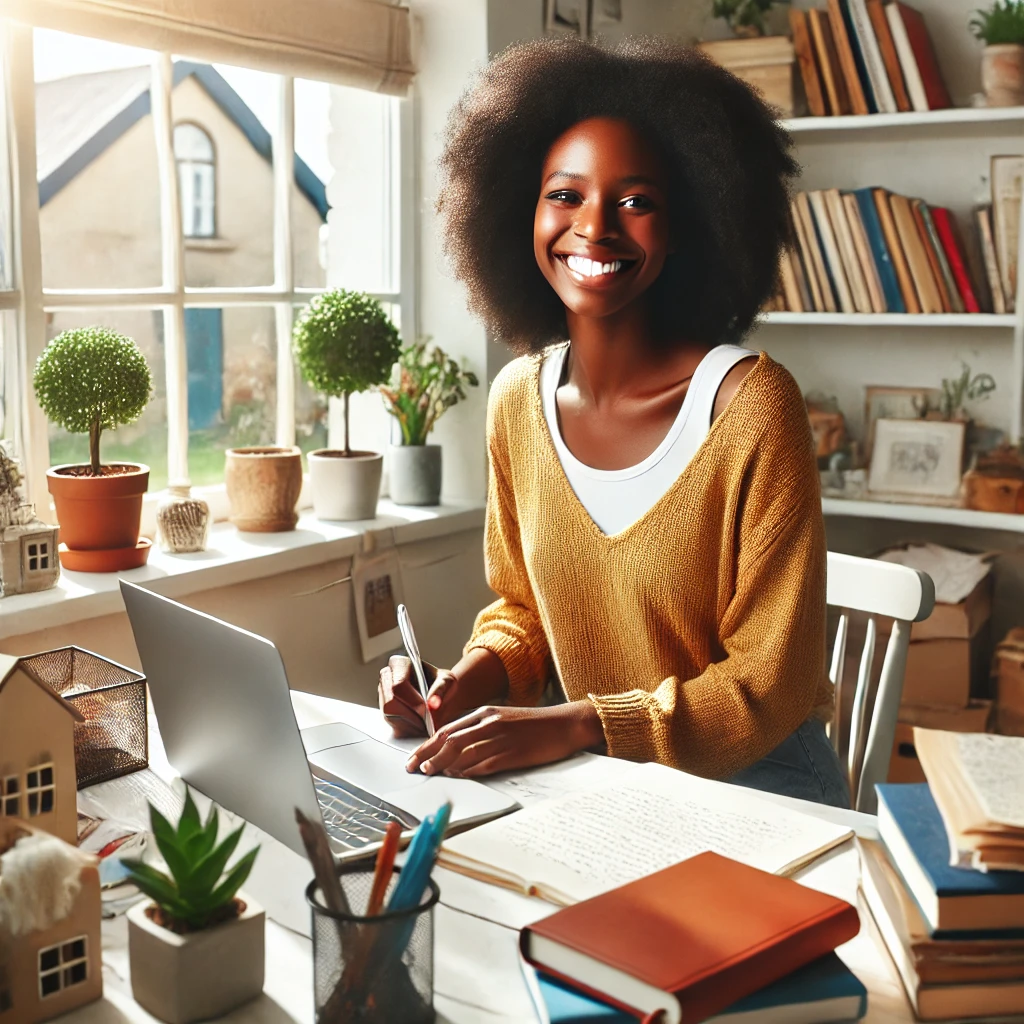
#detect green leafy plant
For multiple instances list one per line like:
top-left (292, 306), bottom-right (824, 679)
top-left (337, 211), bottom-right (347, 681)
top-left (939, 363), bottom-right (997, 420)
top-left (971, 0), bottom-right (1024, 44)
top-left (123, 789), bottom-right (259, 932)
top-left (292, 290), bottom-right (401, 456)
top-left (712, 0), bottom-right (778, 36)
top-left (379, 340), bottom-right (479, 446)
top-left (33, 327), bottom-right (152, 476)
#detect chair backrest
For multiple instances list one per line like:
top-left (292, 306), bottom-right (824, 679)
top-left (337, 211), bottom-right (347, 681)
top-left (826, 551), bottom-right (935, 814)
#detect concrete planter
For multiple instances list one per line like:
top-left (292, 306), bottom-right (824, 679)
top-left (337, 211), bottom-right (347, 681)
top-left (389, 444), bottom-right (442, 506)
top-left (982, 44), bottom-right (1024, 107)
top-left (308, 449), bottom-right (382, 520)
top-left (127, 894), bottom-right (265, 1024)
top-left (225, 447), bottom-right (302, 532)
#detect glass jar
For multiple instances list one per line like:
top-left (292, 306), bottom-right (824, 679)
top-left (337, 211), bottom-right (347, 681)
top-left (156, 482), bottom-right (210, 554)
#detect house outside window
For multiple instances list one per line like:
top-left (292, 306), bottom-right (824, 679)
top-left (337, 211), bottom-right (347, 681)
top-left (174, 122), bottom-right (215, 238)
top-left (25, 762), bottom-right (54, 816)
top-left (38, 937), bottom-right (88, 998)
top-left (0, 774), bottom-right (18, 816)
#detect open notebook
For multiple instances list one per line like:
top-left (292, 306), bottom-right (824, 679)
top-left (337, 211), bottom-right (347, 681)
top-left (439, 761), bottom-right (853, 906)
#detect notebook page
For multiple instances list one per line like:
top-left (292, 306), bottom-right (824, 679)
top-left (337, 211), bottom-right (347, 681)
top-left (955, 733), bottom-right (1024, 828)
top-left (440, 761), bottom-right (852, 905)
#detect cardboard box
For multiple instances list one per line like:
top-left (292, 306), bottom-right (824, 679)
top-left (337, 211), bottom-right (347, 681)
top-left (910, 573), bottom-right (992, 642)
top-left (902, 637), bottom-right (973, 708)
top-left (888, 700), bottom-right (993, 783)
top-left (994, 627), bottom-right (1024, 733)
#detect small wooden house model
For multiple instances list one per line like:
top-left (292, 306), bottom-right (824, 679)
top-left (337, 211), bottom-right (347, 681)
top-left (0, 448), bottom-right (59, 598)
top-left (0, 656), bottom-right (81, 847)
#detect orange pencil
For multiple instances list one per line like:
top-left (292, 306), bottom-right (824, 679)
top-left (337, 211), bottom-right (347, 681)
top-left (365, 821), bottom-right (402, 916)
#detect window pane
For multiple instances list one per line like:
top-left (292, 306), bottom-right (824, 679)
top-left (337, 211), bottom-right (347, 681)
top-left (294, 305), bottom-right (327, 456)
top-left (175, 63), bottom-right (275, 286)
top-left (46, 309), bottom-right (168, 491)
top-left (293, 79), bottom-right (330, 289)
top-left (187, 306), bottom-right (276, 486)
top-left (34, 30), bottom-right (162, 289)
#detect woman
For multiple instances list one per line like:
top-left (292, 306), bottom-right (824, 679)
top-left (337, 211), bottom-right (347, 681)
top-left (379, 37), bottom-right (849, 807)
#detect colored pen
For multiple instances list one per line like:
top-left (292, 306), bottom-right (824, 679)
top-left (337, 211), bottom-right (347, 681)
top-left (365, 821), bottom-right (402, 916)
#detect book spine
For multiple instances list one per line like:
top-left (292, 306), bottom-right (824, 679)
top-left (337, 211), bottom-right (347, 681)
top-left (897, 2), bottom-right (953, 110)
top-left (844, 192), bottom-right (887, 313)
top-left (874, 189), bottom-right (921, 313)
top-left (891, 193), bottom-right (943, 312)
top-left (828, 0), bottom-right (870, 115)
top-left (788, 223), bottom-right (815, 311)
top-left (827, 188), bottom-right (872, 312)
top-left (919, 202), bottom-right (964, 313)
top-left (911, 199), bottom-right (953, 312)
top-left (848, 0), bottom-right (897, 113)
top-left (990, 154), bottom-right (1023, 315)
top-left (932, 207), bottom-right (981, 313)
top-left (791, 200), bottom-right (825, 311)
top-left (866, 0), bottom-right (911, 112)
top-left (789, 8), bottom-right (828, 118)
top-left (854, 187), bottom-right (903, 312)
top-left (809, 190), bottom-right (854, 311)
top-left (809, 8), bottom-right (851, 115)
top-left (796, 192), bottom-right (837, 311)
top-left (886, 2), bottom-right (929, 112)
top-left (779, 248), bottom-right (803, 312)
top-left (977, 205), bottom-right (1007, 314)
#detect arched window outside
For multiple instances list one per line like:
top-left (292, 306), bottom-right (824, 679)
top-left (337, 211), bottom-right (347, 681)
top-left (174, 123), bottom-right (215, 238)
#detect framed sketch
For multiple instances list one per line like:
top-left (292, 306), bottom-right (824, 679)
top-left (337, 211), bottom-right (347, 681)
top-left (545, 0), bottom-right (590, 38)
top-left (863, 385), bottom-right (940, 461)
top-left (868, 418), bottom-right (966, 501)
top-left (351, 549), bottom-right (405, 663)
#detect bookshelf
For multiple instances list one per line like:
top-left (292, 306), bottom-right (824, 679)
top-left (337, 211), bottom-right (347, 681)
top-left (783, 104), bottom-right (1024, 135)
top-left (822, 496), bottom-right (1024, 532)
top-left (762, 311), bottom-right (1014, 326)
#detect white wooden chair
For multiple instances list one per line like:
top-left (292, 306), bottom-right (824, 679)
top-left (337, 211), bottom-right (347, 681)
top-left (826, 551), bottom-right (935, 814)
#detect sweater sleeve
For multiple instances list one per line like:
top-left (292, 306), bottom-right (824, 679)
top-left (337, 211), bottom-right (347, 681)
top-left (464, 372), bottom-right (552, 706)
top-left (589, 378), bottom-right (829, 779)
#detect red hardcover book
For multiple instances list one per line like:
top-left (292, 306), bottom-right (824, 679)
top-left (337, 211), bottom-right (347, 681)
top-left (520, 852), bottom-right (860, 1024)
top-left (892, 2), bottom-right (952, 110)
top-left (932, 207), bottom-right (981, 313)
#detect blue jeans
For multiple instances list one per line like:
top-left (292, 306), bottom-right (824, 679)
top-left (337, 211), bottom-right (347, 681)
top-left (728, 719), bottom-right (850, 809)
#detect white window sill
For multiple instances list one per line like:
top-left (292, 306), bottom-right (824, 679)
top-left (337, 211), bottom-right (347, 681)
top-left (0, 500), bottom-right (485, 641)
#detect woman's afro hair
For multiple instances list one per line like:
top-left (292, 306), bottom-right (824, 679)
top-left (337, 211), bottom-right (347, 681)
top-left (437, 36), bottom-right (799, 352)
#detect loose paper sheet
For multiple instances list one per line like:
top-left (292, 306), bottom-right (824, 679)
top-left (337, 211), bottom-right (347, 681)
top-left (878, 543), bottom-right (991, 605)
top-left (955, 733), bottom-right (1024, 828)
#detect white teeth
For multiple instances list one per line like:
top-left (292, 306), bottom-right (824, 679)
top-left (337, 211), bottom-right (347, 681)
top-left (565, 256), bottom-right (623, 278)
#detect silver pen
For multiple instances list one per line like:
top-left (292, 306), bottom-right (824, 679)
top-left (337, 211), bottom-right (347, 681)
top-left (397, 603), bottom-right (435, 736)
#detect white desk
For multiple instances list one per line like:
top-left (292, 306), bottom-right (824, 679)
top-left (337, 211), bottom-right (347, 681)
top-left (79, 694), bottom-right (915, 1024)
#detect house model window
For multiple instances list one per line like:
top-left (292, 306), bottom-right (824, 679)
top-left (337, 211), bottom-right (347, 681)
top-left (24, 538), bottom-right (50, 573)
top-left (25, 763), bottom-right (55, 816)
top-left (38, 937), bottom-right (88, 998)
top-left (0, 775), bottom-right (18, 816)
top-left (174, 122), bottom-right (216, 238)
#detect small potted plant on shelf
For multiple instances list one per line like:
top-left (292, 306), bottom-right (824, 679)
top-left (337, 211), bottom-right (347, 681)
top-left (971, 0), bottom-right (1024, 106)
top-left (380, 340), bottom-right (479, 506)
top-left (124, 789), bottom-right (263, 1024)
top-left (293, 288), bottom-right (401, 521)
top-left (33, 327), bottom-right (152, 572)
top-left (698, 0), bottom-right (795, 116)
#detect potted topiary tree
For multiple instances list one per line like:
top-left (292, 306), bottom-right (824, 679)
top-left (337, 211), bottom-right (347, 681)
top-left (380, 340), bottom-right (479, 505)
top-left (293, 289), bottom-right (401, 520)
top-left (33, 327), bottom-right (153, 572)
top-left (971, 1), bottom-right (1024, 106)
top-left (124, 789), bottom-right (263, 1024)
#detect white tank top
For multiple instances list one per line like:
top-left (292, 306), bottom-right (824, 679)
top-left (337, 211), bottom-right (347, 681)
top-left (540, 343), bottom-right (759, 536)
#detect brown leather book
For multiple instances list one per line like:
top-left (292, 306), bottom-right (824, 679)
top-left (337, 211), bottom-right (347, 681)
top-left (873, 188), bottom-right (921, 313)
top-left (521, 851), bottom-right (860, 1024)
top-left (789, 8), bottom-right (827, 117)
top-left (911, 199), bottom-right (953, 312)
top-left (891, 193), bottom-right (943, 313)
top-left (808, 8), bottom-right (850, 115)
top-left (866, 0), bottom-right (912, 111)
top-left (827, 0), bottom-right (870, 115)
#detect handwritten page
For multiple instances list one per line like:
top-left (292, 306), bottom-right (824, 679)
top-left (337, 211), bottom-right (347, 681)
top-left (440, 761), bottom-right (852, 905)
top-left (955, 733), bottom-right (1024, 827)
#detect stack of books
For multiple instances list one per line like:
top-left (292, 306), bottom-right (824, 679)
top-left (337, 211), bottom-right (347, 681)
top-left (788, 0), bottom-right (950, 118)
top-left (769, 185), bottom-right (1016, 315)
top-left (863, 728), bottom-right (1024, 1020)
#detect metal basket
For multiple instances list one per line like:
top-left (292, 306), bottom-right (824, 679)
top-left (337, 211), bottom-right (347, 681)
top-left (21, 646), bottom-right (148, 788)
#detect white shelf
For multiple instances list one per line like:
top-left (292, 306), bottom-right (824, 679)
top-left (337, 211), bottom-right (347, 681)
top-left (760, 312), bottom-right (1016, 327)
top-left (783, 105), bottom-right (1024, 135)
top-left (822, 497), bottom-right (1024, 532)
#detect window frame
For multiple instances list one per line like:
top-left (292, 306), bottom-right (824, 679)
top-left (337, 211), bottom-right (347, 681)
top-left (25, 760), bottom-right (55, 816)
top-left (0, 25), bottom-right (410, 520)
top-left (0, 773), bottom-right (19, 816)
top-left (38, 935), bottom-right (88, 999)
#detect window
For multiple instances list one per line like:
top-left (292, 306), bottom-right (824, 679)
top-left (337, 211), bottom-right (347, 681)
top-left (24, 538), bottom-right (50, 572)
top-left (26, 762), bottom-right (54, 816)
top-left (174, 123), bottom-right (215, 238)
top-left (38, 937), bottom-right (88, 998)
top-left (0, 774), bottom-right (18, 816)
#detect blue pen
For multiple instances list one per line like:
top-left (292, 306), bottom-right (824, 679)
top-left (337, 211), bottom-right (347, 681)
top-left (388, 801), bottom-right (451, 913)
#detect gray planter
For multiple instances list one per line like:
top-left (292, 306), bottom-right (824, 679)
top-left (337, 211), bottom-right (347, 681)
top-left (390, 444), bottom-right (442, 506)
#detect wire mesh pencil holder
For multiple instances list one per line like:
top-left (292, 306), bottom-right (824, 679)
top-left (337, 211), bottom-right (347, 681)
top-left (307, 863), bottom-right (439, 1024)
top-left (21, 646), bottom-right (148, 788)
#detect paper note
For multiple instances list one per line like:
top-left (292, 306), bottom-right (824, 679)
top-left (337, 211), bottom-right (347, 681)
top-left (878, 543), bottom-right (991, 605)
top-left (956, 733), bottom-right (1024, 828)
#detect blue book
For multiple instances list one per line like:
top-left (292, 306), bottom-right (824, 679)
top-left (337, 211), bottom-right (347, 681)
top-left (837, 0), bottom-right (878, 113)
top-left (876, 784), bottom-right (1024, 935)
top-left (523, 953), bottom-right (867, 1024)
top-left (852, 188), bottom-right (905, 312)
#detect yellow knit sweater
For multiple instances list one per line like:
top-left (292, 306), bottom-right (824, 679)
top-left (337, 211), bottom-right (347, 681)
top-left (466, 349), bottom-right (833, 780)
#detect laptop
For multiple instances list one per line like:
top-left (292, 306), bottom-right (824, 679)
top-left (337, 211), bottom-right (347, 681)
top-left (119, 581), bottom-right (518, 860)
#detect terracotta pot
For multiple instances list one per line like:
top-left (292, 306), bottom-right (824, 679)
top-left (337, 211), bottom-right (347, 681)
top-left (982, 43), bottom-right (1024, 107)
top-left (47, 463), bottom-right (150, 572)
top-left (225, 446), bottom-right (302, 532)
top-left (307, 449), bottom-right (382, 521)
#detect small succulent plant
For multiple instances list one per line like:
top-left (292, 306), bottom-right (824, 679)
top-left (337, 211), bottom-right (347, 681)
top-left (123, 789), bottom-right (259, 932)
top-left (971, 0), bottom-right (1024, 45)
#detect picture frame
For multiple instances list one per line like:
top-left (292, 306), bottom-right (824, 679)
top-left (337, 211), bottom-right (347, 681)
top-left (545, 0), bottom-right (590, 38)
top-left (863, 385), bottom-right (940, 462)
top-left (351, 549), bottom-right (405, 663)
top-left (867, 418), bottom-right (966, 502)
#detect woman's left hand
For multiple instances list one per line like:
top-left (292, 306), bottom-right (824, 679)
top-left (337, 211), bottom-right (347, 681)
top-left (405, 700), bottom-right (605, 778)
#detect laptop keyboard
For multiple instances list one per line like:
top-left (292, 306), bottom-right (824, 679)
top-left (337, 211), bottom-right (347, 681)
top-left (313, 770), bottom-right (419, 851)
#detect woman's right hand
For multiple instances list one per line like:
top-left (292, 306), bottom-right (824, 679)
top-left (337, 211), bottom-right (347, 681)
top-left (378, 657), bottom-right (461, 738)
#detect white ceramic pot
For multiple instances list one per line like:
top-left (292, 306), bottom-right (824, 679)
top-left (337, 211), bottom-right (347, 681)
top-left (982, 43), bottom-right (1024, 107)
top-left (307, 448), bottom-right (383, 521)
top-left (390, 444), bottom-right (442, 506)
top-left (127, 893), bottom-right (265, 1024)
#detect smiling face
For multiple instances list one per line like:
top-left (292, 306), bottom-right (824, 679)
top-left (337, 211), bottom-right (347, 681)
top-left (534, 116), bottom-right (672, 325)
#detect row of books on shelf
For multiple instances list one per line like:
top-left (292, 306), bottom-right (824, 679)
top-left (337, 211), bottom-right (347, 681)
top-left (768, 173), bottom-right (1021, 316)
top-left (790, 0), bottom-right (950, 118)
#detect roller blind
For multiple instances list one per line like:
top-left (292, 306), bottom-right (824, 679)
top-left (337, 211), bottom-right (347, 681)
top-left (0, 0), bottom-right (415, 95)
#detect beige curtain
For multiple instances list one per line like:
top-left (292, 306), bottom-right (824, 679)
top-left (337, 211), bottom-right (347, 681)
top-left (0, 0), bottom-right (414, 95)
